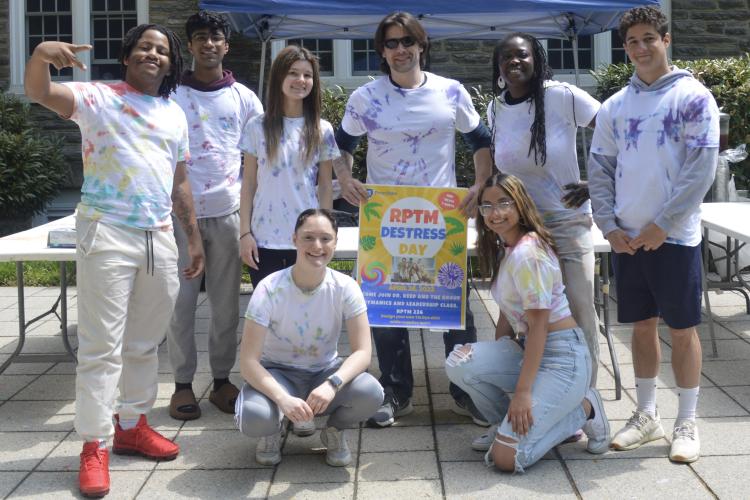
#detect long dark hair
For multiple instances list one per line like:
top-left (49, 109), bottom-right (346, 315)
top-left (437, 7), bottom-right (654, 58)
top-left (263, 45), bottom-right (322, 165)
top-left (476, 172), bottom-right (556, 283)
top-left (120, 24), bottom-right (183, 98)
top-left (491, 32), bottom-right (553, 166)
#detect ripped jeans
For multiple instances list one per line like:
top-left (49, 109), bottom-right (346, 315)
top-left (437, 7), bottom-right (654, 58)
top-left (445, 328), bottom-right (590, 472)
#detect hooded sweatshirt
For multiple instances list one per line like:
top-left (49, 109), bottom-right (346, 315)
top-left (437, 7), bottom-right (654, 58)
top-left (588, 67), bottom-right (719, 246)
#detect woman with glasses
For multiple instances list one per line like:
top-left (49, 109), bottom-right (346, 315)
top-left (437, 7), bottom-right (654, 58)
top-left (235, 209), bottom-right (384, 467)
top-left (239, 45), bottom-right (339, 287)
top-left (487, 33), bottom-right (602, 387)
top-left (445, 173), bottom-right (610, 473)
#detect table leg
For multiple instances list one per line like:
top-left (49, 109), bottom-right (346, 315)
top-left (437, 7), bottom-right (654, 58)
top-left (59, 261), bottom-right (76, 359)
top-left (600, 253), bottom-right (621, 401)
top-left (0, 263), bottom-right (29, 375)
top-left (703, 227), bottom-right (719, 358)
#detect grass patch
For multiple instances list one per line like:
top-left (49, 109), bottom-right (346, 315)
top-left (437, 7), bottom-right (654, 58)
top-left (0, 261), bottom-right (76, 287)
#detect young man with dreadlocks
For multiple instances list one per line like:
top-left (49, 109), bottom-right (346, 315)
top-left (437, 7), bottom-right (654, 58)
top-left (589, 6), bottom-right (718, 463)
top-left (333, 11), bottom-right (493, 428)
top-left (166, 11), bottom-right (263, 422)
top-left (25, 24), bottom-right (204, 497)
top-left (485, 33), bottom-right (601, 402)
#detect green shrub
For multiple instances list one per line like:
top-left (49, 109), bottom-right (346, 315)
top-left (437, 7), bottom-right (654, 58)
top-left (592, 56), bottom-right (750, 186)
top-left (0, 90), bottom-right (66, 226)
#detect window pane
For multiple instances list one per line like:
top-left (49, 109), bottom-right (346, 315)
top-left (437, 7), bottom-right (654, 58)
top-left (28, 36), bottom-right (43, 52)
top-left (94, 19), bottom-right (107, 38)
top-left (109, 40), bottom-right (122, 58)
top-left (28, 16), bottom-right (43, 35)
top-left (92, 63), bottom-right (121, 80)
top-left (110, 18), bottom-right (122, 38)
top-left (43, 15), bottom-right (57, 34)
top-left (42, 0), bottom-right (55, 12)
top-left (94, 42), bottom-right (108, 59)
top-left (58, 0), bottom-right (70, 11)
top-left (318, 39), bottom-right (332, 51)
top-left (548, 51), bottom-right (561, 69)
top-left (93, 0), bottom-right (106, 12)
top-left (353, 52), bottom-right (367, 71)
top-left (123, 0), bottom-right (136, 10)
top-left (108, 0), bottom-right (121, 11)
top-left (319, 53), bottom-right (333, 74)
top-left (124, 18), bottom-right (137, 32)
top-left (353, 40), bottom-right (367, 50)
top-left (59, 15), bottom-right (71, 34)
top-left (27, 0), bottom-right (41, 13)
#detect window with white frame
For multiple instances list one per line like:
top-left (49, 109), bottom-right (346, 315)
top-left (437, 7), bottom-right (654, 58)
top-left (547, 34), bottom-right (594, 73)
top-left (610, 30), bottom-right (629, 65)
top-left (9, 0), bottom-right (148, 92)
top-left (352, 39), bottom-right (379, 76)
top-left (26, 0), bottom-right (73, 80)
top-left (287, 39), bottom-right (334, 76)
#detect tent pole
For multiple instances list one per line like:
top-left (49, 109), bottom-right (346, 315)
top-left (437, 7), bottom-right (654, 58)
top-left (572, 35), bottom-right (589, 169)
top-left (258, 39), bottom-right (268, 102)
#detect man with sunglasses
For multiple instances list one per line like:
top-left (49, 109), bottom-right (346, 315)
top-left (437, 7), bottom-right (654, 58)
top-left (334, 11), bottom-right (493, 428)
top-left (167, 11), bottom-right (263, 421)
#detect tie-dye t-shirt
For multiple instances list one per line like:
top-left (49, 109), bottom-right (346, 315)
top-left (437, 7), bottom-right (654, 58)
top-left (172, 83), bottom-right (262, 218)
top-left (491, 233), bottom-right (571, 335)
top-left (488, 82), bottom-right (600, 223)
top-left (245, 267), bottom-right (367, 371)
top-left (238, 115), bottom-right (339, 249)
top-left (341, 72), bottom-right (480, 187)
top-left (63, 81), bottom-right (189, 230)
top-left (590, 69), bottom-right (719, 246)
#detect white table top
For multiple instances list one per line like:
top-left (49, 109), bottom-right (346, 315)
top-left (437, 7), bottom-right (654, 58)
top-left (0, 215), bottom-right (612, 264)
top-left (701, 202), bottom-right (750, 244)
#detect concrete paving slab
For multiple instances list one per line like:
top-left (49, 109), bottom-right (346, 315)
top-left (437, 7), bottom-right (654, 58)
top-left (653, 386), bottom-right (749, 419)
top-left (701, 359), bottom-right (750, 386)
top-left (435, 423), bottom-right (486, 462)
top-left (161, 429), bottom-right (268, 470)
top-left (432, 394), bottom-right (483, 426)
top-left (0, 361), bottom-right (55, 375)
top-left (442, 460), bottom-right (576, 499)
top-left (690, 455), bottom-right (750, 500)
top-left (283, 428), bottom-right (360, 456)
top-left (357, 479), bottom-right (442, 499)
top-left (0, 472), bottom-right (27, 498)
top-left (426, 369), bottom-right (451, 394)
top-left (662, 417), bottom-right (750, 456)
top-left (358, 451), bottom-right (439, 481)
top-left (390, 404), bottom-right (432, 427)
top-left (267, 481), bottom-right (354, 499)
top-left (721, 385), bottom-right (750, 411)
top-left (45, 362), bottom-right (76, 375)
top-left (37, 433), bottom-right (158, 472)
top-left (360, 426), bottom-right (434, 453)
top-left (140, 469), bottom-right (272, 499)
top-left (273, 453), bottom-right (355, 483)
top-left (0, 374), bottom-right (36, 400)
top-left (567, 457), bottom-right (713, 499)
top-left (0, 431), bottom-right (68, 471)
top-left (10, 374), bottom-right (76, 401)
top-left (8, 470), bottom-right (150, 499)
top-left (0, 401), bottom-right (74, 431)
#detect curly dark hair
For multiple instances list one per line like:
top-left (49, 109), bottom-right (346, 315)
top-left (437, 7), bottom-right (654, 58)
top-left (491, 32), bottom-right (553, 166)
top-left (374, 11), bottom-right (429, 75)
top-left (120, 24), bottom-right (183, 98)
top-left (618, 6), bottom-right (669, 41)
top-left (185, 10), bottom-right (231, 40)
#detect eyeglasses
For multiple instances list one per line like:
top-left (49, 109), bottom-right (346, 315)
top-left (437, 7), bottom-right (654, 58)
top-left (478, 200), bottom-right (515, 216)
top-left (383, 36), bottom-right (416, 50)
top-left (191, 33), bottom-right (226, 45)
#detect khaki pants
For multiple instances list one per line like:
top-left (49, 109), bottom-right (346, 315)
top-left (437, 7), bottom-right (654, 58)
top-left (75, 216), bottom-right (179, 442)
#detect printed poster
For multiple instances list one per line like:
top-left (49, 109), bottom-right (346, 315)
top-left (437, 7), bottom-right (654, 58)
top-left (357, 184), bottom-right (469, 329)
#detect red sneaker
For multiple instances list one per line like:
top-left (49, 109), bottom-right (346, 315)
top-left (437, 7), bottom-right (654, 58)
top-left (79, 441), bottom-right (109, 498)
top-left (112, 414), bottom-right (179, 460)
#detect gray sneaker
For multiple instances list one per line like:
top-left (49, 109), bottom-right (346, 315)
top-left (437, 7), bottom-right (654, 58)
top-left (582, 388), bottom-right (610, 454)
top-left (292, 419), bottom-right (316, 437)
top-left (452, 394), bottom-right (490, 427)
top-left (471, 423), bottom-right (499, 451)
top-left (255, 433), bottom-right (282, 466)
top-left (366, 393), bottom-right (413, 428)
top-left (320, 426), bottom-right (351, 466)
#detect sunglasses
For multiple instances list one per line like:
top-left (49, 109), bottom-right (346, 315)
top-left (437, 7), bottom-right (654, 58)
top-left (383, 36), bottom-right (416, 50)
top-left (478, 200), bottom-right (515, 216)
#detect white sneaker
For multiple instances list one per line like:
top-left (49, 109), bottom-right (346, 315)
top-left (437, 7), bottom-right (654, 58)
top-left (582, 388), bottom-right (610, 454)
top-left (292, 419), bottom-right (316, 437)
top-left (255, 433), bottom-right (282, 466)
top-left (611, 409), bottom-right (665, 451)
top-left (471, 424), bottom-right (499, 451)
top-left (320, 427), bottom-right (351, 467)
top-left (669, 419), bottom-right (700, 463)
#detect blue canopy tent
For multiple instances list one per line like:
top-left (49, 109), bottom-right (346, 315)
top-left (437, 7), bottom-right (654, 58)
top-left (199, 0), bottom-right (659, 98)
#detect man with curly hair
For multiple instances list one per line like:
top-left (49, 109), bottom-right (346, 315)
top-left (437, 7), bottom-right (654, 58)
top-left (589, 5), bottom-right (719, 463)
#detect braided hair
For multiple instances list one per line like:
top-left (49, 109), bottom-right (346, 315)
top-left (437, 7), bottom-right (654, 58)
top-left (491, 32), bottom-right (553, 166)
top-left (120, 24), bottom-right (183, 98)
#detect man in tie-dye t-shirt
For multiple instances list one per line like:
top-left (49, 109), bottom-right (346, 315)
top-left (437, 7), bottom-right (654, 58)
top-left (589, 6), bottom-right (718, 465)
top-left (333, 12), bottom-right (493, 428)
top-left (25, 24), bottom-right (204, 497)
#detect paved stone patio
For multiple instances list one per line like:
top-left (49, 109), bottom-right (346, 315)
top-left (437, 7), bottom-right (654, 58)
top-left (1, 281), bottom-right (750, 499)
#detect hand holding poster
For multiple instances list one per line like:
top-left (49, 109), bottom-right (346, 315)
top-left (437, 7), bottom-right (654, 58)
top-left (357, 185), bottom-right (468, 329)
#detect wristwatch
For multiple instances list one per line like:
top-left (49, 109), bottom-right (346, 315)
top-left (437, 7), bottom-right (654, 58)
top-left (326, 374), bottom-right (343, 393)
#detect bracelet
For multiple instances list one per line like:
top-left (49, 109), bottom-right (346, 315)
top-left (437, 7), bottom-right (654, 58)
top-left (239, 231), bottom-right (252, 240)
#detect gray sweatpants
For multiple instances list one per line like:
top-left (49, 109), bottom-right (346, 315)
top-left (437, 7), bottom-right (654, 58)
top-left (167, 211), bottom-right (241, 383)
top-left (235, 361), bottom-right (384, 436)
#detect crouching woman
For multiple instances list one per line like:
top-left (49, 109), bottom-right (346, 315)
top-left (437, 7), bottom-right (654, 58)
top-left (235, 208), bottom-right (383, 466)
top-left (445, 173), bottom-right (610, 472)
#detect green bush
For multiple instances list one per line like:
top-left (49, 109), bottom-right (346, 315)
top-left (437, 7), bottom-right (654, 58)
top-left (320, 83), bottom-right (495, 188)
top-left (0, 90), bottom-right (66, 224)
top-left (592, 56), bottom-right (750, 186)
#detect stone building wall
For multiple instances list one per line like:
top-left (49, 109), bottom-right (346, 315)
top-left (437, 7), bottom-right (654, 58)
top-left (0, 0), bottom-right (8, 90)
top-left (672, 0), bottom-right (750, 58)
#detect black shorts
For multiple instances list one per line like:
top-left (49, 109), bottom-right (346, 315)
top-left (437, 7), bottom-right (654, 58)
top-left (611, 242), bottom-right (702, 329)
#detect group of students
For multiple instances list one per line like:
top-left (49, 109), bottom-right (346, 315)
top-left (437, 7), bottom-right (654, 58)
top-left (24, 4), bottom-right (718, 498)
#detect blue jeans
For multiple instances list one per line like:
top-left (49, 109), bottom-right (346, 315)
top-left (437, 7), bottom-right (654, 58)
top-left (445, 328), bottom-right (590, 472)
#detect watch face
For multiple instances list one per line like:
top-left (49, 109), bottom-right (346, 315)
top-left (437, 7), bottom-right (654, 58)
top-left (328, 375), bottom-right (342, 388)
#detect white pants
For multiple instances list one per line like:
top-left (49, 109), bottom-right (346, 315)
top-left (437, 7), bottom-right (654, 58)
top-left (75, 217), bottom-right (179, 442)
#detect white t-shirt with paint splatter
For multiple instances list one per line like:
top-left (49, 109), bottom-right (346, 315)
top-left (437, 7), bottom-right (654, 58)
top-left (491, 233), bottom-right (571, 335)
top-left (245, 267), bottom-right (367, 371)
top-left (172, 82), bottom-right (262, 218)
top-left (341, 72), bottom-right (480, 187)
top-left (238, 115), bottom-right (340, 249)
top-left (63, 81), bottom-right (189, 230)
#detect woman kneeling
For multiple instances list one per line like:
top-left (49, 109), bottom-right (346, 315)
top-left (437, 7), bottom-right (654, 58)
top-left (236, 209), bottom-right (383, 466)
top-left (446, 173), bottom-right (610, 473)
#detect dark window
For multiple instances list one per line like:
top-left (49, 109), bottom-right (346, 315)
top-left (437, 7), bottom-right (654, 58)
top-left (546, 35), bottom-right (593, 73)
top-left (352, 39), bottom-right (379, 76)
top-left (91, 1), bottom-right (137, 80)
top-left (287, 39), bottom-right (334, 76)
top-left (26, 0), bottom-right (73, 80)
top-left (611, 30), bottom-right (629, 65)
